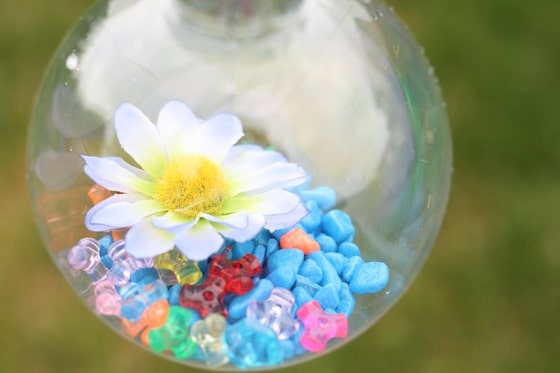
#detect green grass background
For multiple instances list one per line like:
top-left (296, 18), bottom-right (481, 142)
top-left (1, 0), bottom-right (559, 372)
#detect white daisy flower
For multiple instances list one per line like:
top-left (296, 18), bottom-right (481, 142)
top-left (82, 100), bottom-right (308, 261)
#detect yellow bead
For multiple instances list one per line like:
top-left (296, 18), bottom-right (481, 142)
top-left (155, 249), bottom-right (203, 285)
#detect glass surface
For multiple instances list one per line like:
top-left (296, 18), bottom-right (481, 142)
top-left (27, 0), bottom-right (452, 369)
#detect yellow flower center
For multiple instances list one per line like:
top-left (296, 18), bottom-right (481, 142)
top-left (155, 155), bottom-right (229, 219)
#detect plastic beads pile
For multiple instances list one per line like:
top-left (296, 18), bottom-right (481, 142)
top-left (59, 185), bottom-right (390, 369)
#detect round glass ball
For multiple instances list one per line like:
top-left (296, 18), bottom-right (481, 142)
top-left (27, 0), bottom-right (451, 370)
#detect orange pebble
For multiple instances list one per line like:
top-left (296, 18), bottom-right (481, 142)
top-left (140, 301), bottom-right (170, 345)
top-left (122, 301), bottom-right (170, 344)
top-left (122, 318), bottom-right (144, 337)
top-left (280, 227), bottom-right (320, 255)
top-left (112, 227), bottom-right (128, 241)
top-left (143, 300), bottom-right (170, 326)
top-left (87, 184), bottom-right (112, 205)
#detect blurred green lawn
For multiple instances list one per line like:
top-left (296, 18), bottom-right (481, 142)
top-left (1, 0), bottom-right (559, 372)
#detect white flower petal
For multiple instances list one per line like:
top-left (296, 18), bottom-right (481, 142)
top-left (82, 155), bottom-right (155, 195)
top-left (86, 193), bottom-right (164, 231)
top-left (214, 213), bottom-right (266, 243)
top-left (174, 221), bottom-right (224, 261)
top-left (124, 217), bottom-right (176, 258)
top-left (265, 202), bottom-right (309, 231)
top-left (152, 211), bottom-right (196, 232)
top-left (222, 147), bottom-right (287, 176)
top-left (115, 103), bottom-right (167, 178)
top-left (229, 162), bottom-right (308, 196)
top-left (157, 100), bottom-right (199, 159)
top-left (199, 211), bottom-right (249, 229)
top-left (222, 189), bottom-right (302, 216)
top-left (225, 144), bottom-right (265, 156)
top-left (196, 113), bottom-right (243, 162)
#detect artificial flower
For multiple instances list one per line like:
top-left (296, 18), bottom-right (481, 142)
top-left (82, 100), bottom-right (308, 260)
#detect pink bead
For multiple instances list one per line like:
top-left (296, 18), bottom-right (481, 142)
top-left (94, 280), bottom-right (122, 316)
top-left (296, 300), bottom-right (348, 352)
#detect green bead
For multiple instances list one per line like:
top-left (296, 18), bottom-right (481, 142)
top-left (148, 306), bottom-right (197, 359)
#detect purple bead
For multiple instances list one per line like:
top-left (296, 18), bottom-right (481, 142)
top-left (67, 238), bottom-right (107, 283)
top-left (247, 288), bottom-right (300, 340)
top-left (107, 240), bottom-right (155, 286)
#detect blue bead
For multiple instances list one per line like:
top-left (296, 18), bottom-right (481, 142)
top-left (349, 261), bottom-right (390, 295)
top-left (228, 279), bottom-right (274, 321)
top-left (266, 267), bottom-right (297, 289)
top-left (338, 242), bottom-right (361, 257)
top-left (300, 210), bottom-right (322, 234)
top-left (225, 318), bottom-right (283, 368)
top-left (198, 259), bottom-right (209, 276)
top-left (292, 286), bottom-right (313, 311)
top-left (120, 279), bottom-right (168, 322)
top-left (120, 299), bottom-right (144, 322)
top-left (253, 244), bottom-right (266, 265)
top-left (342, 256), bottom-right (365, 283)
top-left (271, 226), bottom-right (294, 240)
top-left (98, 243), bottom-right (113, 268)
top-left (253, 229), bottom-right (271, 246)
top-left (98, 234), bottom-right (113, 256)
top-left (298, 259), bottom-right (323, 283)
top-left (315, 233), bottom-right (337, 253)
top-left (299, 186), bottom-right (337, 211)
top-left (168, 284), bottom-right (181, 306)
top-left (130, 267), bottom-right (159, 284)
top-left (299, 200), bottom-right (322, 234)
top-left (280, 339), bottom-right (296, 360)
top-left (232, 241), bottom-right (255, 259)
top-left (308, 251), bottom-right (342, 291)
top-left (290, 326), bottom-right (307, 356)
top-left (100, 255), bottom-right (113, 269)
top-left (325, 252), bottom-right (346, 275)
top-left (313, 283), bottom-right (340, 310)
top-left (266, 249), bottom-right (304, 273)
top-left (294, 275), bottom-right (321, 296)
top-left (265, 238), bottom-right (279, 259)
top-left (321, 210), bottom-right (355, 244)
top-left (337, 283), bottom-right (356, 318)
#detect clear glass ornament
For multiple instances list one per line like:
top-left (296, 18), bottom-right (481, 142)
top-left (27, 0), bottom-right (452, 370)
